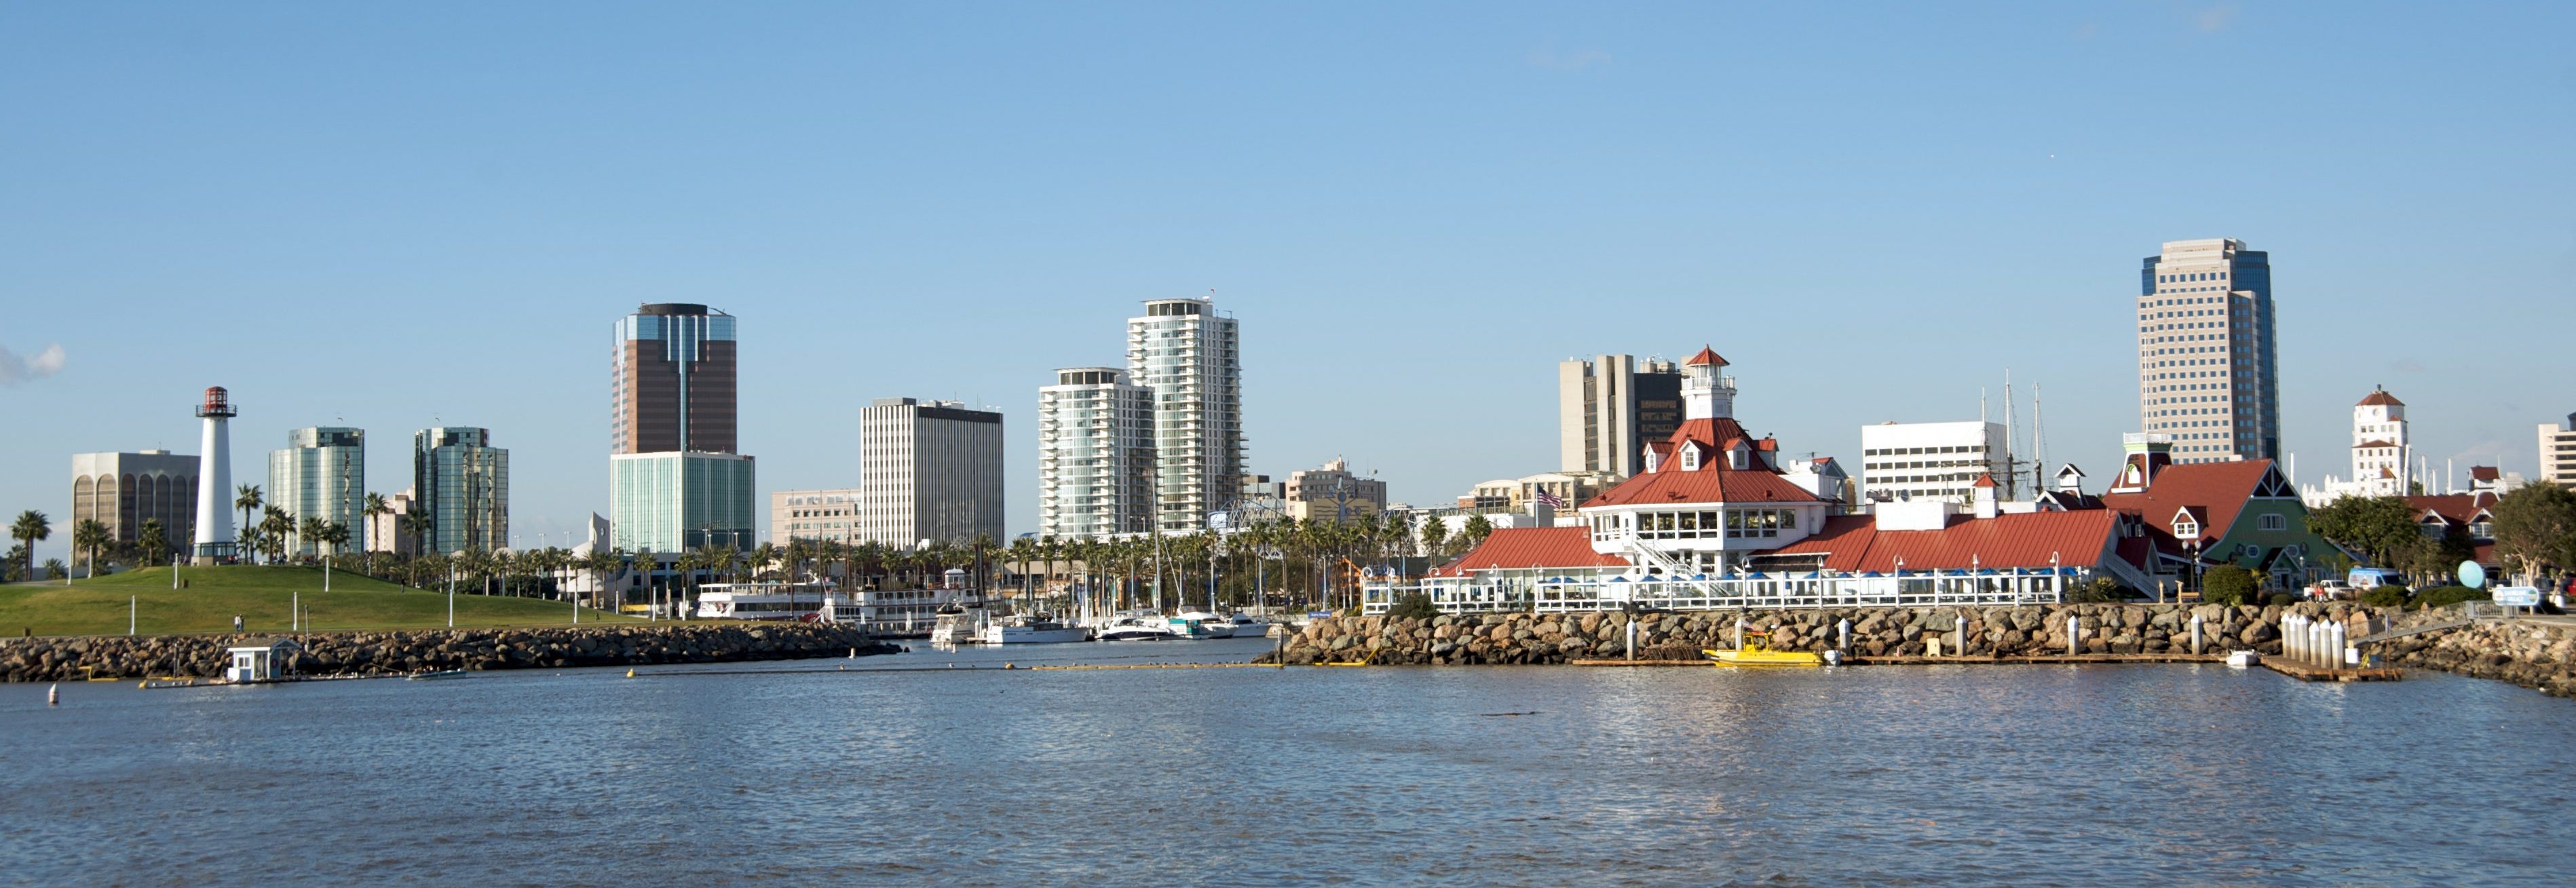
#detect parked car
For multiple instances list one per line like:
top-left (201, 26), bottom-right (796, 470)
top-left (2347, 567), bottom-right (2404, 590)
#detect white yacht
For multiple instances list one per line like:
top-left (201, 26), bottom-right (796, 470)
top-left (927, 606), bottom-right (985, 647)
top-left (1174, 611), bottom-right (1233, 638)
top-left (1211, 613), bottom-right (1274, 638)
top-left (1095, 613), bottom-right (1179, 641)
top-left (977, 614), bottom-right (1090, 644)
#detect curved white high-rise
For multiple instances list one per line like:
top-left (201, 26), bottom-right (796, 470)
top-left (192, 387), bottom-right (238, 564)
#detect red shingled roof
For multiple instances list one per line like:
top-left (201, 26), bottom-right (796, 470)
top-left (2406, 493), bottom-right (2497, 530)
top-left (1585, 417), bottom-right (1823, 508)
top-left (1427, 526), bottom-right (1627, 577)
top-left (2357, 388), bottom-right (2404, 407)
top-left (1684, 346), bottom-right (1728, 367)
top-left (2097, 459), bottom-right (2282, 544)
top-left (2470, 465), bottom-right (2500, 482)
top-left (1767, 511), bottom-right (2126, 573)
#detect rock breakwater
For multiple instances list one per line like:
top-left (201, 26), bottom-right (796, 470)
top-left (2379, 619), bottom-right (2576, 698)
top-left (1259, 602), bottom-right (2576, 699)
top-left (1259, 602), bottom-right (2370, 666)
top-left (2, 623), bottom-right (900, 683)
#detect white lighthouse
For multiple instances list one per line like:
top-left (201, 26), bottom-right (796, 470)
top-left (192, 387), bottom-right (238, 564)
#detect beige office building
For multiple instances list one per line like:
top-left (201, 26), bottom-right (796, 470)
top-left (1283, 459), bottom-right (1388, 523)
top-left (772, 488), bottom-right (863, 547)
top-left (860, 398), bottom-right (1004, 548)
top-left (2136, 238), bottom-right (2280, 464)
top-left (69, 450), bottom-right (200, 566)
top-left (1559, 355), bottom-right (1682, 477)
top-left (2541, 415), bottom-right (2576, 490)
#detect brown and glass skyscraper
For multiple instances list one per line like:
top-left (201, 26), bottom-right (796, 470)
top-left (611, 303), bottom-right (738, 455)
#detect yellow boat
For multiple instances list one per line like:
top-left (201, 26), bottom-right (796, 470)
top-left (1703, 632), bottom-right (1825, 668)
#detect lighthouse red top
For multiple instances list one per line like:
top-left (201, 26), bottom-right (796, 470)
top-left (197, 386), bottom-right (236, 418)
top-left (1683, 345), bottom-right (1728, 367)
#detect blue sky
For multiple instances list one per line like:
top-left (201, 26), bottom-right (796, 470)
top-left (4, 2), bottom-right (2571, 562)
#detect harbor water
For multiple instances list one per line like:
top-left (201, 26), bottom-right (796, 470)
top-left (5, 638), bottom-right (2573, 886)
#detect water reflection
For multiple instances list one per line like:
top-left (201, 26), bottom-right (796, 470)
top-left (3, 645), bottom-right (2571, 886)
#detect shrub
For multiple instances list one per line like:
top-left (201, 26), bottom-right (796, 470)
top-left (1386, 592), bottom-right (1441, 621)
top-left (2266, 592), bottom-right (2298, 606)
top-left (2358, 585), bottom-right (2410, 608)
top-left (2071, 577), bottom-right (2131, 603)
top-left (2201, 566), bottom-right (2256, 607)
top-left (2412, 585), bottom-right (2490, 610)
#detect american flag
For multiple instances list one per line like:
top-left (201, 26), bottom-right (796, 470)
top-left (1534, 488), bottom-right (1567, 508)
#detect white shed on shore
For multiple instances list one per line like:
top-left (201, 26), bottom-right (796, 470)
top-left (224, 638), bottom-right (300, 683)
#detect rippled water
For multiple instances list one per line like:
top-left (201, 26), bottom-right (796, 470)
top-left (5, 638), bottom-right (2572, 886)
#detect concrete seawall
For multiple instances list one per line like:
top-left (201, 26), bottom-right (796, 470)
top-left (1259, 604), bottom-right (2576, 698)
top-left (2, 623), bottom-right (901, 683)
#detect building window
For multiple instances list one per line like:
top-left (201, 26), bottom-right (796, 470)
top-left (2258, 514), bottom-right (2286, 531)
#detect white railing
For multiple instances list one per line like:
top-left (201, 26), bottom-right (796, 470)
top-left (1362, 569), bottom-right (2072, 615)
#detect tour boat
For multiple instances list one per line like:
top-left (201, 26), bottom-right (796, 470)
top-left (694, 583), bottom-right (852, 621)
top-left (1094, 614), bottom-right (1179, 641)
top-left (1703, 632), bottom-right (1825, 667)
top-left (977, 614), bottom-right (1091, 644)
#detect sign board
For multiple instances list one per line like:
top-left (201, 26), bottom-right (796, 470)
top-left (2457, 560), bottom-right (2486, 590)
top-left (2493, 586), bottom-right (2541, 607)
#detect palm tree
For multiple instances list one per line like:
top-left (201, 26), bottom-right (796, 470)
top-left (237, 526), bottom-right (261, 565)
top-left (360, 492), bottom-right (391, 575)
top-left (583, 547), bottom-right (624, 612)
top-left (259, 507), bottom-right (291, 564)
top-left (139, 518), bottom-right (169, 568)
top-left (749, 541), bottom-right (782, 583)
top-left (298, 516), bottom-right (328, 562)
top-left (234, 485), bottom-right (262, 562)
top-left (322, 521), bottom-right (352, 562)
top-left (72, 518), bottom-right (109, 577)
top-left (398, 509), bottom-right (432, 566)
top-left (11, 510), bottom-right (52, 581)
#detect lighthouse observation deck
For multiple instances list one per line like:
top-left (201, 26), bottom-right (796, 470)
top-left (197, 386), bottom-right (237, 418)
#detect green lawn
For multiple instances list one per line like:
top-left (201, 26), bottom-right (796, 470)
top-left (0, 565), bottom-right (645, 637)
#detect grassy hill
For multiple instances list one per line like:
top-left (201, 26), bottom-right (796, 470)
top-left (0, 565), bottom-right (645, 637)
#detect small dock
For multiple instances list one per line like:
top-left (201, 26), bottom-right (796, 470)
top-left (1570, 659), bottom-right (1708, 667)
top-left (2260, 658), bottom-right (2403, 682)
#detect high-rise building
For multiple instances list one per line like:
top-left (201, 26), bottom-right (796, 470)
top-left (365, 488), bottom-right (419, 558)
top-left (1558, 355), bottom-right (1683, 477)
top-left (2541, 414), bottom-right (2576, 490)
top-left (69, 450), bottom-right (198, 567)
top-left (268, 427), bottom-right (365, 557)
top-left (1038, 367), bottom-right (1156, 539)
top-left (611, 451), bottom-right (756, 554)
top-left (2136, 238), bottom-right (2279, 463)
top-left (191, 387), bottom-right (238, 564)
top-left (1858, 421), bottom-right (2010, 503)
top-left (415, 427), bottom-right (508, 554)
top-left (771, 488), bottom-right (862, 547)
top-left (611, 303), bottom-right (736, 455)
top-left (860, 398), bottom-right (1004, 547)
top-left (1127, 297), bottom-right (1244, 532)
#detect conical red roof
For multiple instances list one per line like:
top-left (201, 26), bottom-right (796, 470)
top-left (1684, 345), bottom-right (1728, 367)
top-left (2357, 387), bottom-right (2404, 407)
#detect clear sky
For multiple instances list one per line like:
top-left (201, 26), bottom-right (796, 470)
top-left (4, 2), bottom-right (2571, 564)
